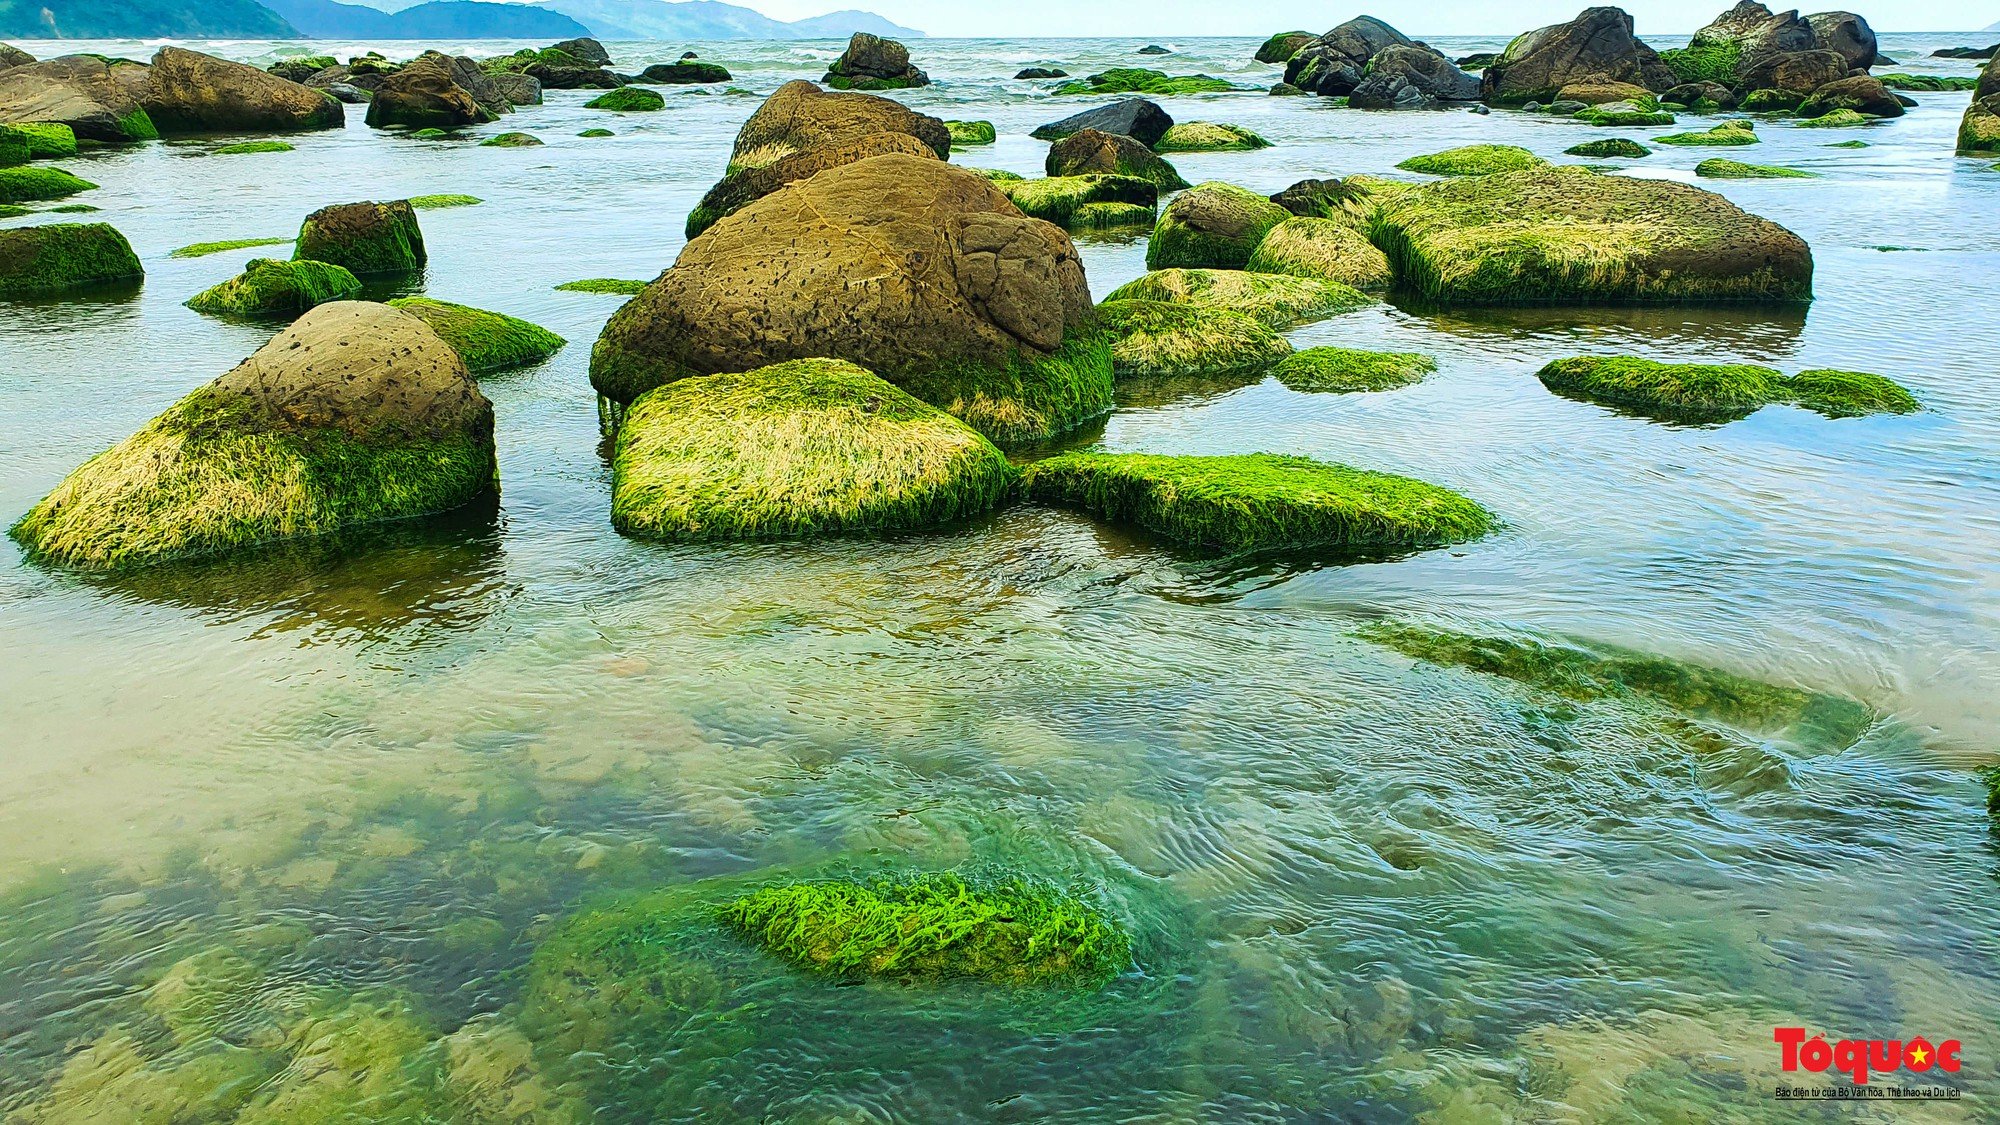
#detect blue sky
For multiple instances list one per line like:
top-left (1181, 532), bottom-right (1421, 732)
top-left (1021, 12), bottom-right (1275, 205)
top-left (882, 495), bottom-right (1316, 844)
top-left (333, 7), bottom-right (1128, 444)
top-left (744, 0), bottom-right (1992, 37)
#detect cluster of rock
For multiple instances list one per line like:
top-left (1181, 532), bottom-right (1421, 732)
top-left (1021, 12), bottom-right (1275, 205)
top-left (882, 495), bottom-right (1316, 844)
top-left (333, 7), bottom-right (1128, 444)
top-left (1650, 1), bottom-right (1898, 116)
top-left (0, 46), bottom-right (340, 142)
top-left (1281, 16), bottom-right (1482, 109)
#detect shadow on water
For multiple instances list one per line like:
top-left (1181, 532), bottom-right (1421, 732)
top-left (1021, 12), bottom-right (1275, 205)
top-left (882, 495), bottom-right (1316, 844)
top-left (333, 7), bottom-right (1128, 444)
top-left (1388, 295), bottom-right (1811, 359)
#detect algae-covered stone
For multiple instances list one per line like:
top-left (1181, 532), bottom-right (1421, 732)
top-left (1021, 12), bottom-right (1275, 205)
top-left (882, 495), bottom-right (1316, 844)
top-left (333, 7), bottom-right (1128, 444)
top-left (946, 119), bottom-right (995, 146)
top-left (822, 31), bottom-right (929, 90)
top-left (1023, 451), bottom-right (1492, 553)
top-left (11, 302), bottom-right (496, 569)
top-left (1960, 52), bottom-right (2000, 154)
top-left (556, 277), bottom-right (647, 294)
top-left (1536, 354), bottom-right (1783, 419)
top-left (170, 236), bottom-right (288, 258)
top-left (1396, 144), bottom-right (1547, 177)
top-left (407, 193), bottom-right (481, 209)
top-left (1368, 166), bottom-right (1813, 304)
top-left (1795, 108), bottom-right (1869, 128)
top-left (1244, 215), bottom-right (1393, 289)
top-left (0, 165), bottom-right (93, 202)
top-left (1797, 75), bottom-right (1902, 120)
top-left (479, 130), bottom-right (542, 146)
top-left (2, 121), bottom-right (76, 158)
top-left (365, 51), bottom-right (502, 129)
top-left (0, 221), bottom-right (142, 297)
top-left (388, 296), bottom-right (565, 373)
top-left (1045, 127), bottom-right (1187, 191)
top-left (1654, 120), bottom-right (1758, 146)
top-left (998, 174), bottom-right (1157, 229)
top-left (1095, 298), bottom-right (1292, 380)
top-left (687, 130), bottom-right (937, 238)
top-left (1256, 32), bottom-right (1316, 64)
top-left (185, 258), bottom-right (360, 318)
top-left (1573, 99), bottom-right (1675, 126)
top-left (640, 61), bottom-right (731, 84)
top-left (1146, 181), bottom-right (1291, 270)
top-left (1565, 137), bottom-right (1650, 158)
top-left (1105, 267), bottom-right (1370, 327)
top-left (212, 140), bottom-right (293, 154)
top-left (1478, 7), bottom-right (1677, 104)
top-left (585, 86), bottom-right (664, 111)
top-left (1272, 346), bottom-right (1434, 393)
top-left (1054, 68), bottom-right (1237, 96)
top-left (610, 358), bottom-right (1012, 540)
top-left (294, 199), bottom-right (425, 277)
top-left (1781, 368), bottom-right (1919, 418)
top-left (578, 127), bottom-right (613, 137)
top-left (1154, 122), bottom-right (1270, 152)
top-left (1695, 158), bottom-right (1814, 178)
top-left (726, 79), bottom-right (948, 173)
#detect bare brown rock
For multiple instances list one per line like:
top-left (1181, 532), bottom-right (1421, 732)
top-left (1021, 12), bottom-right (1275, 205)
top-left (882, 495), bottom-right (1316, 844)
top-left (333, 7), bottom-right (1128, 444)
top-left (142, 47), bottom-right (342, 134)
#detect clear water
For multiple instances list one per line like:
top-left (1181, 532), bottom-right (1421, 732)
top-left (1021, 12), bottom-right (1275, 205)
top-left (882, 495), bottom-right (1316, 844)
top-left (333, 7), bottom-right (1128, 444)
top-left (2, 33), bottom-right (1997, 1122)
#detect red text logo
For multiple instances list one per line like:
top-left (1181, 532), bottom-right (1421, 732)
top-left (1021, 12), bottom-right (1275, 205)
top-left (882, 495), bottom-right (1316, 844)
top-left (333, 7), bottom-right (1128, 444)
top-left (1774, 1028), bottom-right (1962, 1086)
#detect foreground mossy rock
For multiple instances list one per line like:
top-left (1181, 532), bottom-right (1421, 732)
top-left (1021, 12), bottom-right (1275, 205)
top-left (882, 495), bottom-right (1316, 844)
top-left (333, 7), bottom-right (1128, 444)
top-left (1147, 181), bottom-right (1291, 271)
top-left (1096, 298), bottom-right (1292, 380)
top-left (1695, 158), bottom-right (1814, 179)
top-left (141, 46), bottom-right (341, 134)
top-left (1045, 128), bottom-right (1187, 190)
top-left (185, 257), bottom-right (360, 318)
top-left (1105, 268), bottom-right (1369, 327)
top-left (1272, 346), bottom-right (1435, 393)
top-left (687, 130), bottom-right (937, 238)
top-left (294, 199), bottom-right (426, 277)
top-left (593, 154), bottom-right (1109, 447)
top-left (1479, 7), bottom-right (1676, 105)
top-left (0, 222), bottom-right (142, 297)
top-left (997, 174), bottom-right (1157, 230)
top-left (1396, 144), bottom-right (1548, 177)
top-left (1369, 166), bottom-right (1812, 304)
top-left (1536, 355), bottom-right (1918, 421)
top-left (1029, 98), bottom-right (1173, 147)
top-left (946, 119), bottom-right (995, 146)
top-left (1654, 120), bottom-right (1757, 146)
top-left (823, 31), bottom-right (929, 89)
top-left (1023, 452), bottom-right (1492, 554)
top-left (1565, 137), bottom-right (1650, 158)
top-left (387, 296), bottom-right (565, 373)
top-left (0, 164), bottom-right (94, 202)
top-left (610, 359), bottom-right (1012, 540)
top-left (725, 79), bottom-right (948, 172)
top-left (0, 55), bottom-right (159, 143)
top-left (1960, 52), bottom-right (2000, 154)
top-left (1244, 216), bottom-right (1393, 289)
top-left (11, 302), bottom-right (496, 570)
top-left (1154, 122), bottom-right (1270, 152)
top-left (1054, 68), bottom-right (1237, 96)
top-left (585, 86), bottom-right (664, 111)
top-left (0, 121), bottom-right (76, 159)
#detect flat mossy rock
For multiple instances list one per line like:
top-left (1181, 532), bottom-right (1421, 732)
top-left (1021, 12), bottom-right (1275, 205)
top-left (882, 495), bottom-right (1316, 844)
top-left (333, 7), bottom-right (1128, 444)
top-left (639, 61), bottom-right (730, 84)
top-left (1045, 128), bottom-right (1187, 190)
top-left (1536, 355), bottom-right (1916, 421)
top-left (11, 302), bottom-right (496, 570)
top-left (1396, 144), bottom-right (1547, 176)
top-left (1572, 101), bottom-right (1675, 126)
top-left (1564, 137), bottom-right (1650, 158)
top-left (142, 46), bottom-right (343, 134)
top-left (1272, 346), bottom-right (1435, 393)
top-left (945, 119), bottom-right (995, 146)
top-left (686, 130), bottom-right (937, 239)
top-left (1022, 451), bottom-right (1492, 554)
top-left (294, 199), bottom-right (426, 277)
top-left (584, 86), bottom-right (664, 111)
top-left (387, 296), bottom-right (565, 373)
top-left (1368, 166), bottom-right (1813, 304)
top-left (1795, 108), bottom-right (1870, 128)
top-left (212, 140), bottom-right (293, 154)
top-left (1146, 181), bottom-right (1290, 270)
top-left (726, 79), bottom-right (948, 173)
top-left (1244, 216), bottom-right (1393, 289)
top-left (170, 236), bottom-right (289, 258)
top-left (0, 165), bottom-right (94, 203)
top-left (0, 221), bottom-right (142, 297)
top-left (1154, 122), bottom-right (1270, 152)
top-left (1695, 158), bottom-right (1814, 178)
top-left (1781, 368), bottom-right (1920, 418)
top-left (556, 277), bottom-right (647, 294)
top-left (1095, 298), bottom-right (1292, 380)
top-left (479, 131), bottom-right (542, 146)
top-left (1104, 268), bottom-right (1370, 327)
top-left (1654, 120), bottom-right (1758, 146)
top-left (610, 358), bottom-right (1012, 540)
top-left (592, 153), bottom-right (1108, 448)
top-left (997, 174), bottom-right (1157, 229)
top-left (406, 193), bottom-right (480, 208)
top-left (1054, 68), bottom-right (1238, 96)
top-left (185, 258), bottom-right (360, 318)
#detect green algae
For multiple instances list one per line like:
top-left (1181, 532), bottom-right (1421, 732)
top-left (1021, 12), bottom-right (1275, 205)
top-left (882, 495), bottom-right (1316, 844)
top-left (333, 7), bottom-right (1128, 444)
top-left (1738, 88), bottom-right (1803, 112)
top-left (1536, 356), bottom-right (1920, 422)
top-left (1564, 137), bottom-right (1650, 158)
top-left (1825, 139), bottom-right (1870, 148)
top-left (1154, 122), bottom-right (1270, 153)
top-left (213, 140), bottom-right (293, 155)
top-left (1797, 108), bottom-right (1871, 128)
top-left (1396, 144), bottom-right (1547, 177)
top-left (1359, 621), bottom-right (1876, 748)
top-left (998, 175), bottom-right (1156, 229)
top-left (1876, 74), bottom-right (1976, 91)
top-left (1104, 268), bottom-right (1371, 328)
top-left (1695, 158), bottom-right (1816, 179)
top-left (170, 237), bottom-right (290, 259)
top-left (406, 193), bottom-right (482, 209)
top-left (0, 166), bottom-right (96, 204)
top-left (585, 87), bottom-right (665, 112)
top-left (479, 132), bottom-right (544, 147)
top-left (1053, 68), bottom-right (1239, 95)
top-left (46, 203), bottom-right (96, 213)
top-left (897, 327), bottom-right (1115, 448)
top-left (1272, 347), bottom-right (1435, 393)
top-left (1782, 368), bottom-right (1921, 418)
top-left (1574, 103), bottom-right (1676, 127)
top-left (1095, 298), bottom-right (1291, 381)
top-left (1023, 451), bottom-right (1491, 554)
top-left (1981, 767), bottom-right (2000, 819)
top-left (945, 119), bottom-right (996, 147)
top-left (1072, 200), bottom-right (1157, 228)
top-left (409, 127), bottom-right (451, 139)
top-left (1244, 215), bottom-right (1394, 289)
top-left (1659, 40), bottom-right (1741, 86)
top-left (386, 296), bottom-right (566, 374)
top-left (0, 222), bottom-right (143, 298)
top-left (185, 258), bottom-right (361, 318)
top-left (1146, 181), bottom-right (1291, 270)
top-left (555, 277), bottom-right (647, 294)
top-left (1653, 120), bottom-right (1759, 146)
top-left (0, 204), bottom-right (30, 218)
top-left (577, 128), bottom-right (614, 137)
top-left (2, 122), bottom-right (77, 159)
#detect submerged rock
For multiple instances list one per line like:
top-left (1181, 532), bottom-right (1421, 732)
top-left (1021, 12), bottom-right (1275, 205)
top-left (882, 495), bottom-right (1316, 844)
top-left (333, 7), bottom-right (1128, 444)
top-left (1153, 122), bottom-right (1270, 152)
top-left (1245, 216), bottom-right (1394, 289)
top-left (294, 199), bottom-right (426, 277)
top-left (1045, 128), bottom-right (1186, 190)
top-left (1536, 355), bottom-right (1916, 420)
top-left (184, 258), bottom-right (360, 318)
top-left (585, 86), bottom-right (663, 111)
top-left (479, 131), bottom-right (543, 146)
top-left (1096, 298), bottom-right (1292, 380)
top-left (1396, 143), bottom-right (1547, 176)
top-left (1694, 157), bottom-right (1814, 178)
top-left (823, 31), bottom-right (929, 89)
top-left (1023, 451), bottom-right (1492, 554)
top-left (1146, 181), bottom-right (1291, 271)
top-left (1654, 119), bottom-right (1758, 145)
top-left (11, 302), bottom-right (496, 570)
top-left (1104, 268), bottom-right (1370, 327)
top-left (1565, 137), bottom-right (1651, 157)
top-left (610, 359), bottom-right (1013, 541)
top-left (640, 61), bottom-right (730, 84)
top-left (1053, 68), bottom-right (1237, 95)
top-left (1014, 66), bottom-right (1069, 80)
top-left (0, 221), bottom-right (142, 297)
top-left (1480, 7), bottom-right (1676, 104)
top-left (946, 119), bottom-right (995, 146)
top-left (387, 297), bottom-right (566, 373)
top-left (1272, 346), bottom-right (1435, 393)
top-left (725, 79), bottom-right (948, 173)
top-left (1029, 98), bottom-right (1173, 147)
top-left (0, 164), bottom-right (95, 202)
top-left (142, 46), bottom-right (341, 134)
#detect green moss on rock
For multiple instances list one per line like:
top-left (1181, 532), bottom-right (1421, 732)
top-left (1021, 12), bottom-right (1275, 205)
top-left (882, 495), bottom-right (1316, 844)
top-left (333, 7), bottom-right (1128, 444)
top-left (479, 131), bottom-right (544, 146)
top-left (1573, 102), bottom-right (1676, 127)
top-left (897, 328), bottom-right (1115, 449)
top-left (1073, 200), bottom-right (1156, 228)
top-left (1397, 144), bottom-right (1547, 177)
top-left (1154, 122), bottom-right (1270, 152)
top-left (997, 175), bottom-right (1156, 229)
top-left (387, 296), bottom-right (566, 374)
top-left (578, 127), bottom-right (614, 137)
top-left (946, 119), bottom-right (996, 147)
top-left (1537, 354), bottom-right (1782, 420)
top-left (170, 236), bottom-right (290, 258)
top-left (185, 258), bottom-right (361, 318)
top-left (1781, 368), bottom-right (1920, 418)
top-left (293, 199), bottom-right (425, 277)
top-left (213, 140), bottom-right (293, 155)
top-left (1096, 298), bottom-right (1291, 381)
top-left (1739, 89), bottom-right (1803, 112)
top-left (1147, 181), bottom-right (1291, 270)
top-left (555, 277), bottom-right (648, 294)
top-left (0, 222), bottom-right (143, 297)
top-left (1565, 137), bottom-right (1650, 158)
top-left (1244, 215), bottom-right (1393, 289)
top-left (1797, 108), bottom-right (1870, 128)
top-left (1654, 120), bottom-right (1759, 146)
top-left (1, 122), bottom-right (78, 159)
top-left (410, 127), bottom-right (451, 139)
top-left (1053, 68), bottom-right (1239, 95)
top-left (610, 358), bottom-right (1013, 540)
top-left (1105, 267), bottom-right (1370, 327)
top-left (1272, 346), bottom-right (1434, 393)
top-left (1695, 158), bottom-right (1815, 179)
top-left (585, 87), bottom-right (665, 112)
top-left (1877, 74), bottom-right (1977, 91)
top-left (0, 166), bottom-right (96, 203)
top-left (1659, 40), bottom-right (1742, 86)
top-left (1023, 451), bottom-right (1492, 554)
top-left (406, 193), bottom-right (481, 209)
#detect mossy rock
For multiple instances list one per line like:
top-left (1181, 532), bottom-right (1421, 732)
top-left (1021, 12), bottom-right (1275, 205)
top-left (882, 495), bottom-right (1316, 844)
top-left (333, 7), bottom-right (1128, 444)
top-left (1877, 73), bottom-right (1977, 91)
top-left (1272, 346), bottom-right (1434, 393)
top-left (1053, 68), bottom-right (1238, 95)
top-left (1105, 268), bottom-right (1370, 327)
top-left (1796, 108), bottom-right (1870, 128)
top-left (1396, 144), bottom-right (1547, 177)
top-left (1255, 31), bottom-right (1316, 64)
top-left (1, 122), bottom-right (78, 160)
top-left (1536, 354), bottom-right (1783, 420)
top-left (1044, 128), bottom-right (1188, 190)
top-left (555, 277), bottom-right (647, 294)
top-left (946, 119), bottom-right (995, 147)
top-left (1781, 368), bottom-right (1920, 418)
top-left (479, 131), bottom-right (544, 146)
top-left (170, 237), bottom-right (290, 259)
top-left (585, 87), bottom-right (665, 112)
top-left (895, 328), bottom-right (1115, 449)
top-left (10, 302), bottom-right (496, 570)
top-left (1022, 451), bottom-right (1492, 554)
top-left (1367, 166), bottom-right (1812, 304)
top-left (1153, 122), bottom-right (1270, 153)
top-left (0, 166), bottom-right (96, 204)
top-left (293, 199), bottom-right (425, 277)
top-left (997, 174), bottom-right (1156, 229)
top-left (1654, 121), bottom-right (1759, 146)
top-left (410, 127), bottom-right (451, 139)
top-left (1072, 201), bottom-right (1156, 228)
top-left (0, 203), bottom-right (35, 217)
top-left (1659, 40), bottom-right (1742, 86)
top-left (1564, 137), bottom-right (1650, 158)
top-left (406, 193), bottom-right (481, 209)
top-left (387, 296), bottom-right (565, 374)
top-left (0, 222), bottom-right (143, 297)
top-left (578, 127), bottom-right (614, 137)
top-left (1573, 103), bottom-right (1675, 127)
top-left (185, 258), bottom-right (361, 318)
top-left (1738, 88), bottom-right (1804, 112)
top-left (1244, 216), bottom-right (1393, 289)
top-left (1095, 298), bottom-right (1291, 381)
top-left (1824, 139), bottom-right (1869, 148)
top-left (1695, 158), bottom-right (1815, 179)
top-left (0, 133), bottom-right (23, 168)
top-left (1146, 181), bottom-right (1291, 270)
top-left (213, 140), bottom-right (293, 155)
top-left (610, 359), bottom-right (1012, 540)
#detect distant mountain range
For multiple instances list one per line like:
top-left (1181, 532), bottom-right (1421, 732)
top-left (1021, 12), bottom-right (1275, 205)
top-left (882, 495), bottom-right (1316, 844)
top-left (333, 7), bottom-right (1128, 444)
top-left (0, 0), bottom-right (920, 39)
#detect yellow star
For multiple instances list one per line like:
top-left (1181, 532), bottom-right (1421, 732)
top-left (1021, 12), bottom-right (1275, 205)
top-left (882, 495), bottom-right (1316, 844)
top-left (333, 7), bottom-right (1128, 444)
top-left (1910, 1044), bottom-right (1930, 1066)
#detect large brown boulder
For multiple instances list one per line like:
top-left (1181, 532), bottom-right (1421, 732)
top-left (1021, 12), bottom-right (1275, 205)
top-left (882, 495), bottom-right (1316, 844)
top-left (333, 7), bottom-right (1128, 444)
top-left (1798, 74), bottom-right (1901, 117)
top-left (1807, 11), bottom-right (1877, 71)
top-left (592, 154), bottom-right (1107, 446)
top-left (1283, 16), bottom-right (1412, 96)
top-left (1045, 128), bottom-right (1188, 190)
top-left (1480, 7), bottom-right (1676, 104)
top-left (0, 55), bottom-right (157, 142)
top-left (726, 79), bottom-right (948, 173)
top-left (364, 52), bottom-right (506, 129)
top-left (0, 44), bottom-right (33, 72)
top-left (822, 32), bottom-right (928, 89)
top-left (1737, 48), bottom-right (1848, 95)
top-left (141, 47), bottom-right (341, 134)
top-left (686, 131), bottom-right (937, 238)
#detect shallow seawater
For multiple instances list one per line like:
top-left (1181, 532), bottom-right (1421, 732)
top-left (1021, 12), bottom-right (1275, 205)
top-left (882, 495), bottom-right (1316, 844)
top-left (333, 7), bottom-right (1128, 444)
top-left (2, 32), bottom-right (1998, 1122)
